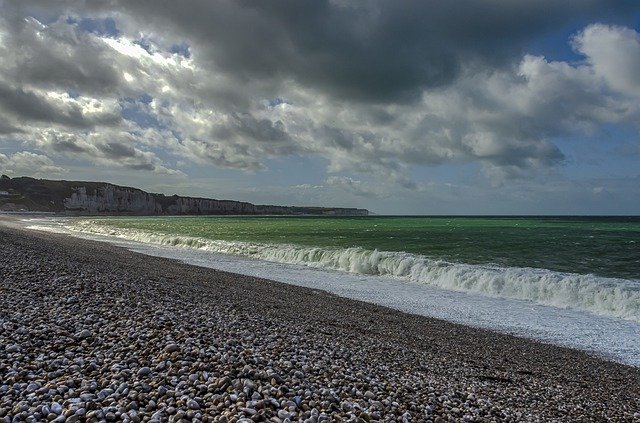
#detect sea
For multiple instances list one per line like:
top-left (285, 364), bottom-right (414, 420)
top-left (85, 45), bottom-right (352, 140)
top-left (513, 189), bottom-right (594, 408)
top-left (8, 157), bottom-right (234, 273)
top-left (25, 215), bottom-right (640, 366)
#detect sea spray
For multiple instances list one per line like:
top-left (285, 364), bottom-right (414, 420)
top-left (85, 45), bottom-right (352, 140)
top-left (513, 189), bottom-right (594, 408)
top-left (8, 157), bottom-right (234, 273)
top-left (62, 219), bottom-right (640, 323)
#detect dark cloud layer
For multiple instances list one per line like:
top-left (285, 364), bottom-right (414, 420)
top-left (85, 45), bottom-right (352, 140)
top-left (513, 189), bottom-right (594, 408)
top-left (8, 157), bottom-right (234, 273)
top-left (60, 0), bottom-right (640, 102)
top-left (2, 11), bottom-right (124, 95)
top-left (1, 0), bottom-right (640, 193)
top-left (0, 82), bottom-right (121, 128)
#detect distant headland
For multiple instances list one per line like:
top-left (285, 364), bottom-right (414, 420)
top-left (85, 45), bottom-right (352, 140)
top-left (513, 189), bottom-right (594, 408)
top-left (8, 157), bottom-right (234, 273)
top-left (0, 175), bottom-right (368, 216)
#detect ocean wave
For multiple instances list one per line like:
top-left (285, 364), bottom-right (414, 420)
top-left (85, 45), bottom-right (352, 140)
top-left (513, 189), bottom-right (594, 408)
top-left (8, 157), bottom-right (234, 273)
top-left (64, 220), bottom-right (640, 322)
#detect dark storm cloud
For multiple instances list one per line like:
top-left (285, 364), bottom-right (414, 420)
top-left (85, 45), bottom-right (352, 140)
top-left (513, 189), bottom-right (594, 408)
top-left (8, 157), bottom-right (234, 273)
top-left (478, 141), bottom-right (565, 168)
top-left (95, 141), bottom-right (157, 171)
top-left (24, 128), bottom-right (180, 175)
top-left (0, 83), bottom-right (70, 124)
top-left (50, 138), bottom-right (91, 154)
top-left (121, 162), bottom-right (155, 171)
top-left (1, 11), bottom-right (124, 96)
top-left (211, 114), bottom-right (293, 145)
top-left (59, 0), bottom-right (640, 102)
top-left (322, 127), bottom-right (356, 151)
top-left (2, 0), bottom-right (640, 186)
top-left (0, 82), bottom-right (121, 128)
top-left (98, 141), bottom-right (137, 159)
top-left (0, 116), bottom-right (21, 134)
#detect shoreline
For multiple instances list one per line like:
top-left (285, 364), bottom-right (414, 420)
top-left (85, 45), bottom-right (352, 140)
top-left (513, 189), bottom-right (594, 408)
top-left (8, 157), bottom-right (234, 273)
top-left (1, 223), bottom-right (639, 421)
top-left (17, 214), bottom-right (640, 367)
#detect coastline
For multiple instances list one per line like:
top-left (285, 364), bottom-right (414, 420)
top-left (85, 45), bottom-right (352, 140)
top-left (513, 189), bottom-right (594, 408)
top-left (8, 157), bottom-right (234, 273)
top-left (19, 214), bottom-right (640, 367)
top-left (1, 222), bottom-right (639, 421)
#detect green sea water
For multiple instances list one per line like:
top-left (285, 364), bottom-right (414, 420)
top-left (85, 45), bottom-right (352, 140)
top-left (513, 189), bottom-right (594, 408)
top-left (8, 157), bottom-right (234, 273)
top-left (70, 216), bottom-right (640, 280)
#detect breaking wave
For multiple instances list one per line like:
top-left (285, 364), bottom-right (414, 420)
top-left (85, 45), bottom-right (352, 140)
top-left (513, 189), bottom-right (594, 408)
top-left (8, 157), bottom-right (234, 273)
top-left (62, 220), bottom-right (640, 323)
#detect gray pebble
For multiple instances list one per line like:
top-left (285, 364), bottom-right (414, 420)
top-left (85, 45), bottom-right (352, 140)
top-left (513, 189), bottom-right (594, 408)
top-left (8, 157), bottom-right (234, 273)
top-left (50, 402), bottom-right (63, 415)
top-left (137, 367), bottom-right (151, 377)
top-left (75, 329), bottom-right (92, 339)
top-left (5, 344), bottom-right (20, 353)
top-left (164, 344), bottom-right (179, 353)
top-left (0, 228), bottom-right (636, 423)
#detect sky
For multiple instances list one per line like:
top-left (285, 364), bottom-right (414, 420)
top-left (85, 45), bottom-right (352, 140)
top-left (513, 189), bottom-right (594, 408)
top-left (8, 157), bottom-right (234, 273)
top-left (0, 1), bottom-right (639, 215)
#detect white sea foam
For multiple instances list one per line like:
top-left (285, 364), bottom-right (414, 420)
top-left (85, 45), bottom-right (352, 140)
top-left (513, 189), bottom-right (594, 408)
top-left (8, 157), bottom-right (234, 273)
top-left (59, 219), bottom-right (640, 323)
top-left (23, 217), bottom-right (640, 366)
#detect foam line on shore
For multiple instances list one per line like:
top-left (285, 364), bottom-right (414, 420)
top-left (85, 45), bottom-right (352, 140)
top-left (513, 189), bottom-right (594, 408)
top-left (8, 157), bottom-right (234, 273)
top-left (21, 218), bottom-right (640, 366)
top-left (33, 219), bottom-right (640, 323)
top-left (4, 224), bottom-right (640, 420)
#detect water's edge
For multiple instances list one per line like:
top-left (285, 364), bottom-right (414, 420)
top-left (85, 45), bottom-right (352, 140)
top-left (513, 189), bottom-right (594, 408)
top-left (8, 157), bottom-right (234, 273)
top-left (61, 219), bottom-right (640, 324)
top-left (23, 217), bottom-right (640, 367)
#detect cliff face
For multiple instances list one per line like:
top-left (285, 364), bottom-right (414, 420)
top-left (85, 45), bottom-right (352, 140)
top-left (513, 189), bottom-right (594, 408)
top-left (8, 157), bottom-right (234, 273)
top-left (0, 176), bottom-right (369, 216)
top-left (64, 185), bottom-right (162, 214)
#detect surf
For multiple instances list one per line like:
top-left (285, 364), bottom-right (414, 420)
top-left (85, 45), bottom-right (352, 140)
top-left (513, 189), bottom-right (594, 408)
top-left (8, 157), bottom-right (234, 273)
top-left (61, 219), bottom-right (640, 323)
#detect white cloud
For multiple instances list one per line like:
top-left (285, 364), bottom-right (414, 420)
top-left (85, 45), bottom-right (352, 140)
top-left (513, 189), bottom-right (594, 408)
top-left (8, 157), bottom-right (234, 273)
top-left (0, 151), bottom-right (67, 177)
top-left (28, 129), bottom-right (185, 176)
top-left (326, 176), bottom-right (385, 198)
top-left (0, 4), bottom-right (638, 193)
top-left (572, 24), bottom-right (640, 97)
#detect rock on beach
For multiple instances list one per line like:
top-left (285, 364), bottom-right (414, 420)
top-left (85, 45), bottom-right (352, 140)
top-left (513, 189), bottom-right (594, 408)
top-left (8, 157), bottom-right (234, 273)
top-left (0, 225), bottom-right (639, 422)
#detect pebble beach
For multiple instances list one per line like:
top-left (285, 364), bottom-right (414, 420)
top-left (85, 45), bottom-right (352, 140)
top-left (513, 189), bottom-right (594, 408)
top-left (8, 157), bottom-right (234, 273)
top-left (1, 223), bottom-right (639, 422)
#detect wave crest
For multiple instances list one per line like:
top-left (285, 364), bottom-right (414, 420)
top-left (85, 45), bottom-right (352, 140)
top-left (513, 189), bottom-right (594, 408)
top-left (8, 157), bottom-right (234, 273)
top-left (66, 220), bottom-right (640, 322)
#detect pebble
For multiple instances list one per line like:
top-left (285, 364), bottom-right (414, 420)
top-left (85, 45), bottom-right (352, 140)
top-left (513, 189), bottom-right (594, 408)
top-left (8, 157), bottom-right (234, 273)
top-left (6, 344), bottom-right (21, 353)
top-left (0, 228), bottom-right (637, 423)
top-left (137, 367), bottom-right (151, 377)
top-left (50, 402), bottom-right (63, 415)
top-left (186, 399), bottom-right (200, 410)
top-left (165, 344), bottom-right (179, 353)
top-left (278, 410), bottom-right (291, 419)
top-left (75, 329), bottom-right (92, 339)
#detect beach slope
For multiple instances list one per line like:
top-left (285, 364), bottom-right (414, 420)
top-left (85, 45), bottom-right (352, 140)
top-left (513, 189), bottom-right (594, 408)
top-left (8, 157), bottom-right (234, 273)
top-left (1, 225), bottom-right (639, 421)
